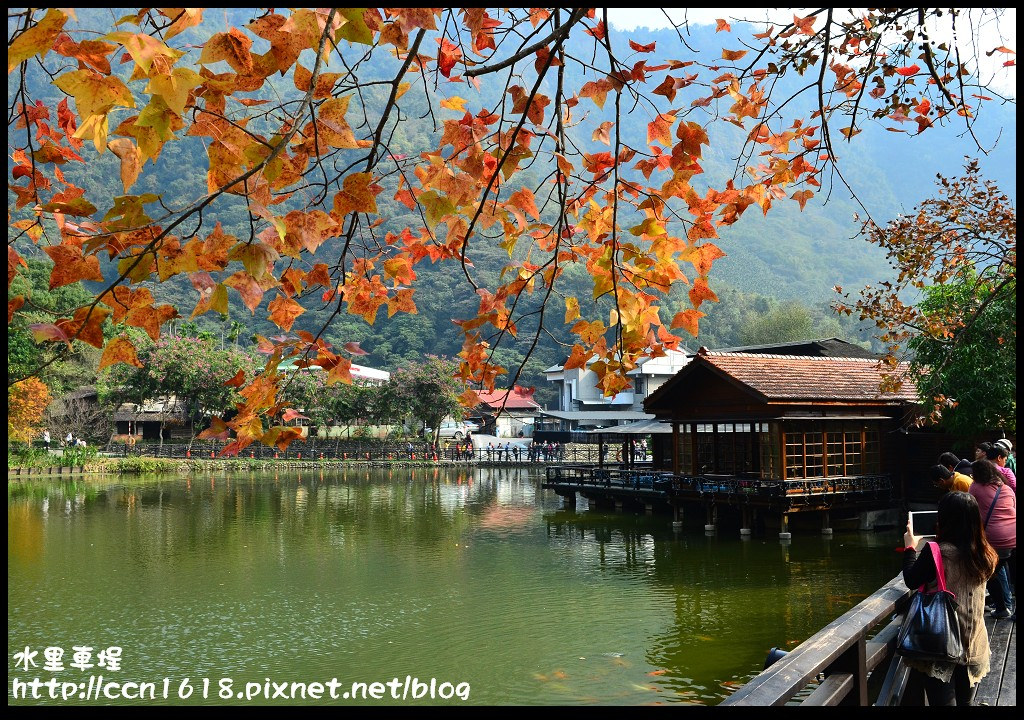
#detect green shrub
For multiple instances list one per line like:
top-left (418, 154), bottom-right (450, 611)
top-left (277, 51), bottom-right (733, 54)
top-left (110, 457), bottom-right (179, 474)
top-left (8, 444), bottom-right (51, 467)
top-left (60, 445), bottom-right (99, 467)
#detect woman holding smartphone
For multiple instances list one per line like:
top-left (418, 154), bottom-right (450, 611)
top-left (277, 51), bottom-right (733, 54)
top-left (903, 491), bottom-right (999, 705)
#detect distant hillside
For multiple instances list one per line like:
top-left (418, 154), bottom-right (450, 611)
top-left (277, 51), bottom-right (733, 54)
top-left (9, 12), bottom-right (1015, 391)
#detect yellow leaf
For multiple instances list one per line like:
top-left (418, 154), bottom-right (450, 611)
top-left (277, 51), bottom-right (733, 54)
top-left (564, 297), bottom-right (580, 323)
top-left (104, 31), bottom-right (182, 74)
top-left (53, 69), bottom-right (135, 119)
top-left (8, 8), bottom-right (67, 73)
top-left (440, 96), bottom-right (468, 112)
top-left (74, 114), bottom-right (110, 154)
top-left (145, 67), bottom-right (202, 116)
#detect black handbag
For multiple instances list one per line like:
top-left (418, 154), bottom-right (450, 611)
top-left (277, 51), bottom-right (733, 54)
top-left (896, 542), bottom-right (967, 664)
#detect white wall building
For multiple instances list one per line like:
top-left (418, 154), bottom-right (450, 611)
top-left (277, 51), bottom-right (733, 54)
top-left (540, 348), bottom-right (691, 430)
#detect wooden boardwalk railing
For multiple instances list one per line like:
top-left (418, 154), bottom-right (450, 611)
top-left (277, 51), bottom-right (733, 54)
top-left (722, 574), bottom-right (1016, 706)
top-left (722, 574), bottom-right (911, 705)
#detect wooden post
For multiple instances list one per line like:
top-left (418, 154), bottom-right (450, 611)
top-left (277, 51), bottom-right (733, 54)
top-left (779, 512), bottom-right (791, 539)
top-left (672, 422), bottom-right (679, 475)
top-left (827, 637), bottom-right (869, 705)
top-left (822, 510), bottom-right (833, 535)
top-left (671, 501), bottom-right (683, 530)
top-left (705, 504), bottom-right (716, 531)
top-left (740, 507), bottom-right (752, 536)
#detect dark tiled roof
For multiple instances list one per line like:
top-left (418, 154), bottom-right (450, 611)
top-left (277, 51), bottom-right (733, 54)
top-left (706, 337), bottom-right (881, 359)
top-left (701, 352), bottom-right (919, 402)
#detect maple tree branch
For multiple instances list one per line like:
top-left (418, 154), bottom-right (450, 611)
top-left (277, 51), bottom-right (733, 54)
top-left (455, 30), bottom-right (564, 291)
top-left (463, 8), bottom-right (586, 78)
top-left (602, 8), bottom-right (625, 367)
top-left (27, 8), bottom-right (341, 361)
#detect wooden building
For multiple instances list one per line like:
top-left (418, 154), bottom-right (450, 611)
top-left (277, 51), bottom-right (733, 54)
top-left (644, 348), bottom-right (920, 482)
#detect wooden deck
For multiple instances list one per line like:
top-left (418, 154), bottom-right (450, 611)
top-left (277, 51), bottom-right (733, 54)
top-left (974, 615), bottom-right (1016, 706)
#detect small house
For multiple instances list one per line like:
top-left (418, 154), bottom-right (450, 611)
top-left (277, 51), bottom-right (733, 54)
top-left (643, 348), bottom-right (921, 486)
top-left (475, 388), bottom-right (542, 438)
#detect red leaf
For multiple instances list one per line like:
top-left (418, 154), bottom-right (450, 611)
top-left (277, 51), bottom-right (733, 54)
top-left (894, 64), bottom-right (920, 76)
top-left (629, 40), bottom-right (655, 53)
top-left (343, 341), bottom-right (370, 356)
top-left (30, 321), bottom-right (68, 343)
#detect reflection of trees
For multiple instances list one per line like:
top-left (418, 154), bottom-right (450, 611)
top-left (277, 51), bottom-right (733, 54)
top-left (544, 511), bottom-right (900, 704)
top-left (10, 468), bottom-right (535, 566)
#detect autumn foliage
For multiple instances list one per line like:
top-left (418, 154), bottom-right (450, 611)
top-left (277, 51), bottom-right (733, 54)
top-left (7, 8), bottom-right (1014, 453)
top-left (8, 377), bottom-right (51, 443)
top-left (835, 160), bottom-right (1016, 430)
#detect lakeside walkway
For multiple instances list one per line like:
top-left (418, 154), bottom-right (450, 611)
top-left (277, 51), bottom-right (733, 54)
top-left (975, 614), bottom-right (1016, 706)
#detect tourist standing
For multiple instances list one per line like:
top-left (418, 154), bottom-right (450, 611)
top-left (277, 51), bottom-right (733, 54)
top-left (986, 445), bottom-right (1017, 493)
top-left (994, 439), bottom-right (1015, 474)
top-left (969, 460), bottom-right (1016, 619)
top-left (902, 491), bottom-right (998, 705)
top-left (938, 453), bottom-right (972, 489)
top-left (930, 464), bottom-right (971, 494)
top-left (42, 429), bottom-right (51, 450)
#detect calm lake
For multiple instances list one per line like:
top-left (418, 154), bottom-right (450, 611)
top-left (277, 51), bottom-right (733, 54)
top-left (8, 467), bottom-right (903, 705)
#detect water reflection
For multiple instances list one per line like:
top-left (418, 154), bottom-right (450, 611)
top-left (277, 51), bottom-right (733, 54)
top-left (9, 470), bottom-right (901, 705)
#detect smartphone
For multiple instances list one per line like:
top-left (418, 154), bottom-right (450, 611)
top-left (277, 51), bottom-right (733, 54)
top-left (909, 510), bottom-right (938, 538)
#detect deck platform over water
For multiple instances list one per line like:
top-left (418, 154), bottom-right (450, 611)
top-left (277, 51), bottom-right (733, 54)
top-left (543, 464), bottom-right (893, 516)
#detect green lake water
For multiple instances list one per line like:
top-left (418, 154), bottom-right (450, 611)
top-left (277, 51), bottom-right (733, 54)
top-left (8, 467), bottom-right (903, 705)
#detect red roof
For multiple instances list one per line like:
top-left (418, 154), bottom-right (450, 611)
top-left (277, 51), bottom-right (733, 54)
top-left (476, 389), bottom-right (541, 410)
top-left (699, 351), bottom-right (919, 402)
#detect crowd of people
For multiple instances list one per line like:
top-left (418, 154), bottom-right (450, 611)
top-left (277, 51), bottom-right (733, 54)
top-left (906, 437), bottom-right (1016, 704)
top-left (404, 438), bottom-right (566, 463)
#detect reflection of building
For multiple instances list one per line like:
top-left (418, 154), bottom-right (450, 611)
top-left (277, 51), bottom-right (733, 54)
top-left (539, 349), bottom-right (691, 434)
top-left (474, 389), bottom-right (541, 438)
top-left (644, 347), bottom-right (919, 483)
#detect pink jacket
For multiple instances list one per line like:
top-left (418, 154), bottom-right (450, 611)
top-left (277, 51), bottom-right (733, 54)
top-left (997, 464), bottom-right (1016, 493)
top-left (970, 482), bottom-right (1016, 550)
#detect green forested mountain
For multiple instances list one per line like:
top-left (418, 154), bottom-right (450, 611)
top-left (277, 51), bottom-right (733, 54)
top-left (8, 11), bottom-right (1016, 400)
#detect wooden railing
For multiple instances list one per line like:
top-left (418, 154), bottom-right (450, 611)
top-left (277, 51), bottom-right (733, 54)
top-left (721, 574), bottom-right (912, 706)
top-left (546, 465), bottom-right (892, 499)
top-left (103, 440), bottom-right (608, 463)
